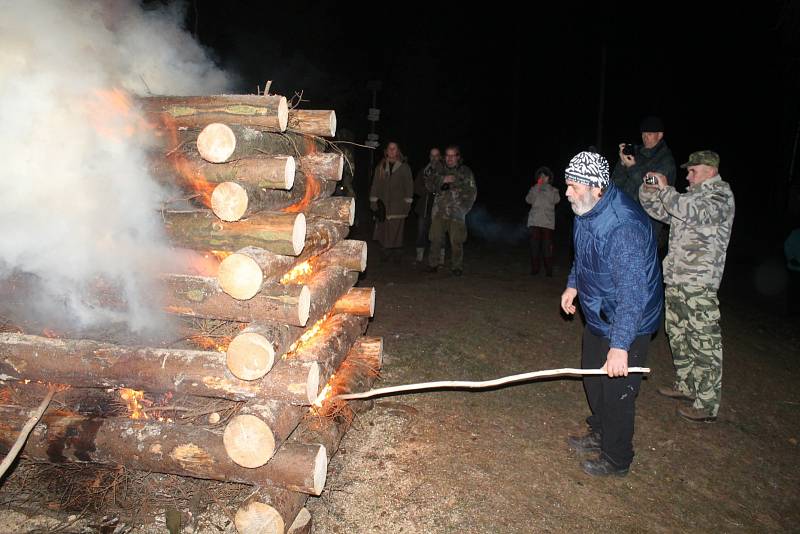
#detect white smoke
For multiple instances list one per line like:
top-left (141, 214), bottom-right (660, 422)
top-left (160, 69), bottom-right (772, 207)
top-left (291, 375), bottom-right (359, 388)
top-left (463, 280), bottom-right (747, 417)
top-left (0, 0), bottom-right (232, 335)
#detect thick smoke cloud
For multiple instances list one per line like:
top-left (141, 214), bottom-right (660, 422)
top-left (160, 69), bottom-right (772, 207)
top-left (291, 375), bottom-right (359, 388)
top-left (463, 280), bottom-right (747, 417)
top-left (0, 0), bottom-right (231, 334)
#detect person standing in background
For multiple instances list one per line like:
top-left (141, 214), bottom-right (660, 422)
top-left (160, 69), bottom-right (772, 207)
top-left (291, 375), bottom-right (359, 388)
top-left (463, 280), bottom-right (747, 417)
top-left (525, 166), bottom-right (560, 276)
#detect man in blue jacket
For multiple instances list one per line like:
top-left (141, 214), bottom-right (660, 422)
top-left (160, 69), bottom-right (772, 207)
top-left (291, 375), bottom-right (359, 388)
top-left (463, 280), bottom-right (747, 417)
top-left (560, 151), bottom-right (663, 477)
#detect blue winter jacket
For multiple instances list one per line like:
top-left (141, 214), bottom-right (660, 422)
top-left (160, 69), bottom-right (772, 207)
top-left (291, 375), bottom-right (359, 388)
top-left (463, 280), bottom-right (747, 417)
top-left (567, 184), bottom-right (663, 349)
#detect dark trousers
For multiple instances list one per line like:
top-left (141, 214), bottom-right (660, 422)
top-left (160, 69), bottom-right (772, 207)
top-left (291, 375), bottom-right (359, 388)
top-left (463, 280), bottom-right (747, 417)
top-left (581, 327), bottom-right (650, 469)
top-left (416, 215), bottom-right (430, 248)
top-left (529, 226), bottom-right (554, 274)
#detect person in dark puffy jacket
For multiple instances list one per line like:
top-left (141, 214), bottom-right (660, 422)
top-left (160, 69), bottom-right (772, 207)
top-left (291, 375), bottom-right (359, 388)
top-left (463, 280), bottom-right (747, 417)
top-left (611, 115), bottom-right (676, 251)
top-left (560, 151), bottom-right (663, 478)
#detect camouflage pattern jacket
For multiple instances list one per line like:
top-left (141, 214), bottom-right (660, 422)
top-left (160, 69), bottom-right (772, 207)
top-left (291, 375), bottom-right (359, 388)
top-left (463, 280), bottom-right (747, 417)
top-left (639, 175), bottom-right (735, 290)
top-left (413, 160), bottom-right (442, 218)
top-left (425, 163), bottom-right (477, 221)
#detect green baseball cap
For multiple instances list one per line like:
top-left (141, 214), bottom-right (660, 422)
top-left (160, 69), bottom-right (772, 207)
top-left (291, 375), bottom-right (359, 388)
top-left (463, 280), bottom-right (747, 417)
top-left (680, 150), bottom-right (720, 169)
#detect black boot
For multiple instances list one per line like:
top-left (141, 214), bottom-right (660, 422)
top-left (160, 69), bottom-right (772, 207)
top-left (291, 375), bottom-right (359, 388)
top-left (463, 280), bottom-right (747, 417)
top-left (566, 431), bottom-right (600, 453)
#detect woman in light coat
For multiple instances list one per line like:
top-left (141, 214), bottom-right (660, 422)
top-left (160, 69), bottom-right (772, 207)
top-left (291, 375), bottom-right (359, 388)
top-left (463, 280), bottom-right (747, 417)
top-left (525, 166), bottom-right (560, 276)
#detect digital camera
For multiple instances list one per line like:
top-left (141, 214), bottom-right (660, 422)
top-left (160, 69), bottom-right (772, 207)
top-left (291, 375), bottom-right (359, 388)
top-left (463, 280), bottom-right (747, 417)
top-left (644, 174), bottom-right (658, 185)
top-left (622, 143), bottom-right (636, 156)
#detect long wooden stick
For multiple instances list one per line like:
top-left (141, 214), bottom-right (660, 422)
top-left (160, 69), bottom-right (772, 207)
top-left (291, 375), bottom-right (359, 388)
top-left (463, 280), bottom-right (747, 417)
top-left (0, 386), bottom-right (57, 479)
top-left (333, 367), bottom-right (650, 401)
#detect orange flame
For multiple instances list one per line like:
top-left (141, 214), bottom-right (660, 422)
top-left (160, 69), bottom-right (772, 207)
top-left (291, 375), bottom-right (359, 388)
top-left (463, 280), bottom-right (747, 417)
top-left (119, 388), bottom-right (148, 420)
top-left (280, 260), bottom-right (313, 284)
top-left (312, 374), bottom-right (335, 409)
top-left (168, 153), bottom-right (216, 208)
top-left (86, 88), bottom-right (154, 141)
top-left (189, 335), bottom-right (231, 352)
top-left (283, 172), bottom-right (321, 213)
top-left (285, 314), bottom-right (328, 358)
top-left (210, 250), bottom-right (232, 261)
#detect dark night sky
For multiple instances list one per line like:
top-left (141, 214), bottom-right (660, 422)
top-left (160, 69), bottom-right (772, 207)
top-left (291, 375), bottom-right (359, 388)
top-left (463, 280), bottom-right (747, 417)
top-left (183, 1), bottom-right (800, 250)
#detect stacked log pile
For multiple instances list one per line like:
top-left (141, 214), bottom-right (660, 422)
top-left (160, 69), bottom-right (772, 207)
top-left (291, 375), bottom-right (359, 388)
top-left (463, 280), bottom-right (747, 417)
top-left (0, 93), bottom-right (379, 533)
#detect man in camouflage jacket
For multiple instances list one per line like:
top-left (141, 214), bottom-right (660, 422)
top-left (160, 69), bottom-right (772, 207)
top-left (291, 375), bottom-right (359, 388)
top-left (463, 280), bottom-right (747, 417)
top-left (424, 145), bottom-right (477, 275)
top-left (639, 150), bottom-right (735, 422)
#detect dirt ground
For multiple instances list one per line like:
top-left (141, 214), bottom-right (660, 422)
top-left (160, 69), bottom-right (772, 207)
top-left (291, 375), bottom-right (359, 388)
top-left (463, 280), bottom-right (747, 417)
top-left (0, 225), bottom-right (798, 533)
top-left (304, 229), bottom-right (800, 533)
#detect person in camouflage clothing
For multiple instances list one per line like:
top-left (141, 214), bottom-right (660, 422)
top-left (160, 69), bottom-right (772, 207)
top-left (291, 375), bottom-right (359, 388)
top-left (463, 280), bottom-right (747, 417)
top-left (424, 145), bottom-right (477, 275)
top-left (611, 116), bottom-right (676, 248)
top-left (413, 147), bottom-right (442, 265)
top-left (639, 150), bottom-right (735, 423)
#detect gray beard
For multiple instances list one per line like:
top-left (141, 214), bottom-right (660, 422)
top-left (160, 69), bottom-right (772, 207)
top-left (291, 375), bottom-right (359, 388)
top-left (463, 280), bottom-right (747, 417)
top-left (569, 192), bottom-right (599, 216)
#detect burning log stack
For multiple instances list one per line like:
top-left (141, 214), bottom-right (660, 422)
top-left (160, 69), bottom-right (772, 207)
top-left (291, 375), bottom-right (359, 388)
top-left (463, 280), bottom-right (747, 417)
top-left (0, 93), bottom-right (379, 534)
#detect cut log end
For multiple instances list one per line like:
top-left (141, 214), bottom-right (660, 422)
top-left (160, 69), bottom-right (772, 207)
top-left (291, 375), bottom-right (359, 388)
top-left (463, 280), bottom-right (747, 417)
top-left (287, 508), bottom-right (312, 534)
top-left (277, 97), bottom-right (289, 132)
top-left (346, 197), bottom-right (356, 226)
top-left (306, 362), bottom-right (321, 405)
top-left (367, 287), bottom-right (376, 317)
top-left (292, 213), bottom-right (307, 255)
top-left (223, 414), bottom-right (275, 468)
top-left (311, 445), bottom-right (328, 495)
top-left (329, 111), bottom-right (337, 138)
top-left (226, 332), bottom-right (276, 380)
top-left (235, 501), bottom-right (284, 534)
top-left (285, 156), bottom-right (296, 189)
top-left (218, 252), bottom-right (264, 300)
top-left (298, 285), bottom-right (311, 326)
top-left (197, 123), bottom-right (236, 163)
top-left (358, 241), bottom-right (368, 271)
top-left (336, 153), bottom-right (344, 180)
top-left (211, 181), bottom-right (249, 222)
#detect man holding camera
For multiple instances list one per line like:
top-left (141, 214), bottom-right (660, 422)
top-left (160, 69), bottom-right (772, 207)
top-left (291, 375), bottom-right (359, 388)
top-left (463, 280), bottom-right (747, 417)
top-left (561, 151), bottom-right (663, 477)
top-left (425, 145), bottom-right (477, 276)
top-left (612, 116), bottom-right (676, 245)
top-left (639, 150), bottom-right (735, 423)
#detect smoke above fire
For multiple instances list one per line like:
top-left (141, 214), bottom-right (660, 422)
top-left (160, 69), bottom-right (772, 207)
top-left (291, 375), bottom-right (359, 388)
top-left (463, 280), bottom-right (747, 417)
top-left (0, 0), bottom-right (232, 334)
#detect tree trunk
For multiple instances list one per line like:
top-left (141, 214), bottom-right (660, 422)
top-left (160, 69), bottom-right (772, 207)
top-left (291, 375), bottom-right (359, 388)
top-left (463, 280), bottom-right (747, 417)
top-left (235, 335), bottom-right (382, 533)
top-left (211, 171), bottom-right (336, 222)
top-left (284, 314), bottom-right (368, 386)
top-left (227, 311), bottom-right (366, 390)
top-left (151, 150), bottom-right (295, 190)
top-left (304, 267), bottom-right (360, 325)
top-left (162, 209), bottom-right (306, 256)
top-left (287, 110), bottom-right (336, 137)
top-left (0, 333), bottom-right (316, 405)
top-left (140, 94), bottom-right (289, 131)
top-left (314, 240), bottom-right (367, 272)
top-left (331, 287), bottom-right (375, 317)
top-left (194, 124), bottom-right (326, 163)
top-left (0, 408), bottom-right (322, 493)
top-left (226, 322), bottom-right (299, 380)
top-left (297, 153), bottom-right (343, 181)
top-left (163, 274), bottom-right (311, 327)
top-left (305, 197), bottom-right (355, 225)
top-left (216, 220), bottom-right (352, 299)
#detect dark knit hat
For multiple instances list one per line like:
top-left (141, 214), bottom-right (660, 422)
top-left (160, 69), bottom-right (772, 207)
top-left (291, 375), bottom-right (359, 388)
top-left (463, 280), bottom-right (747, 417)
top-left (640, 115), bottom-right (665, 133)
top-left (565, 151), bottom-right (610, 189)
